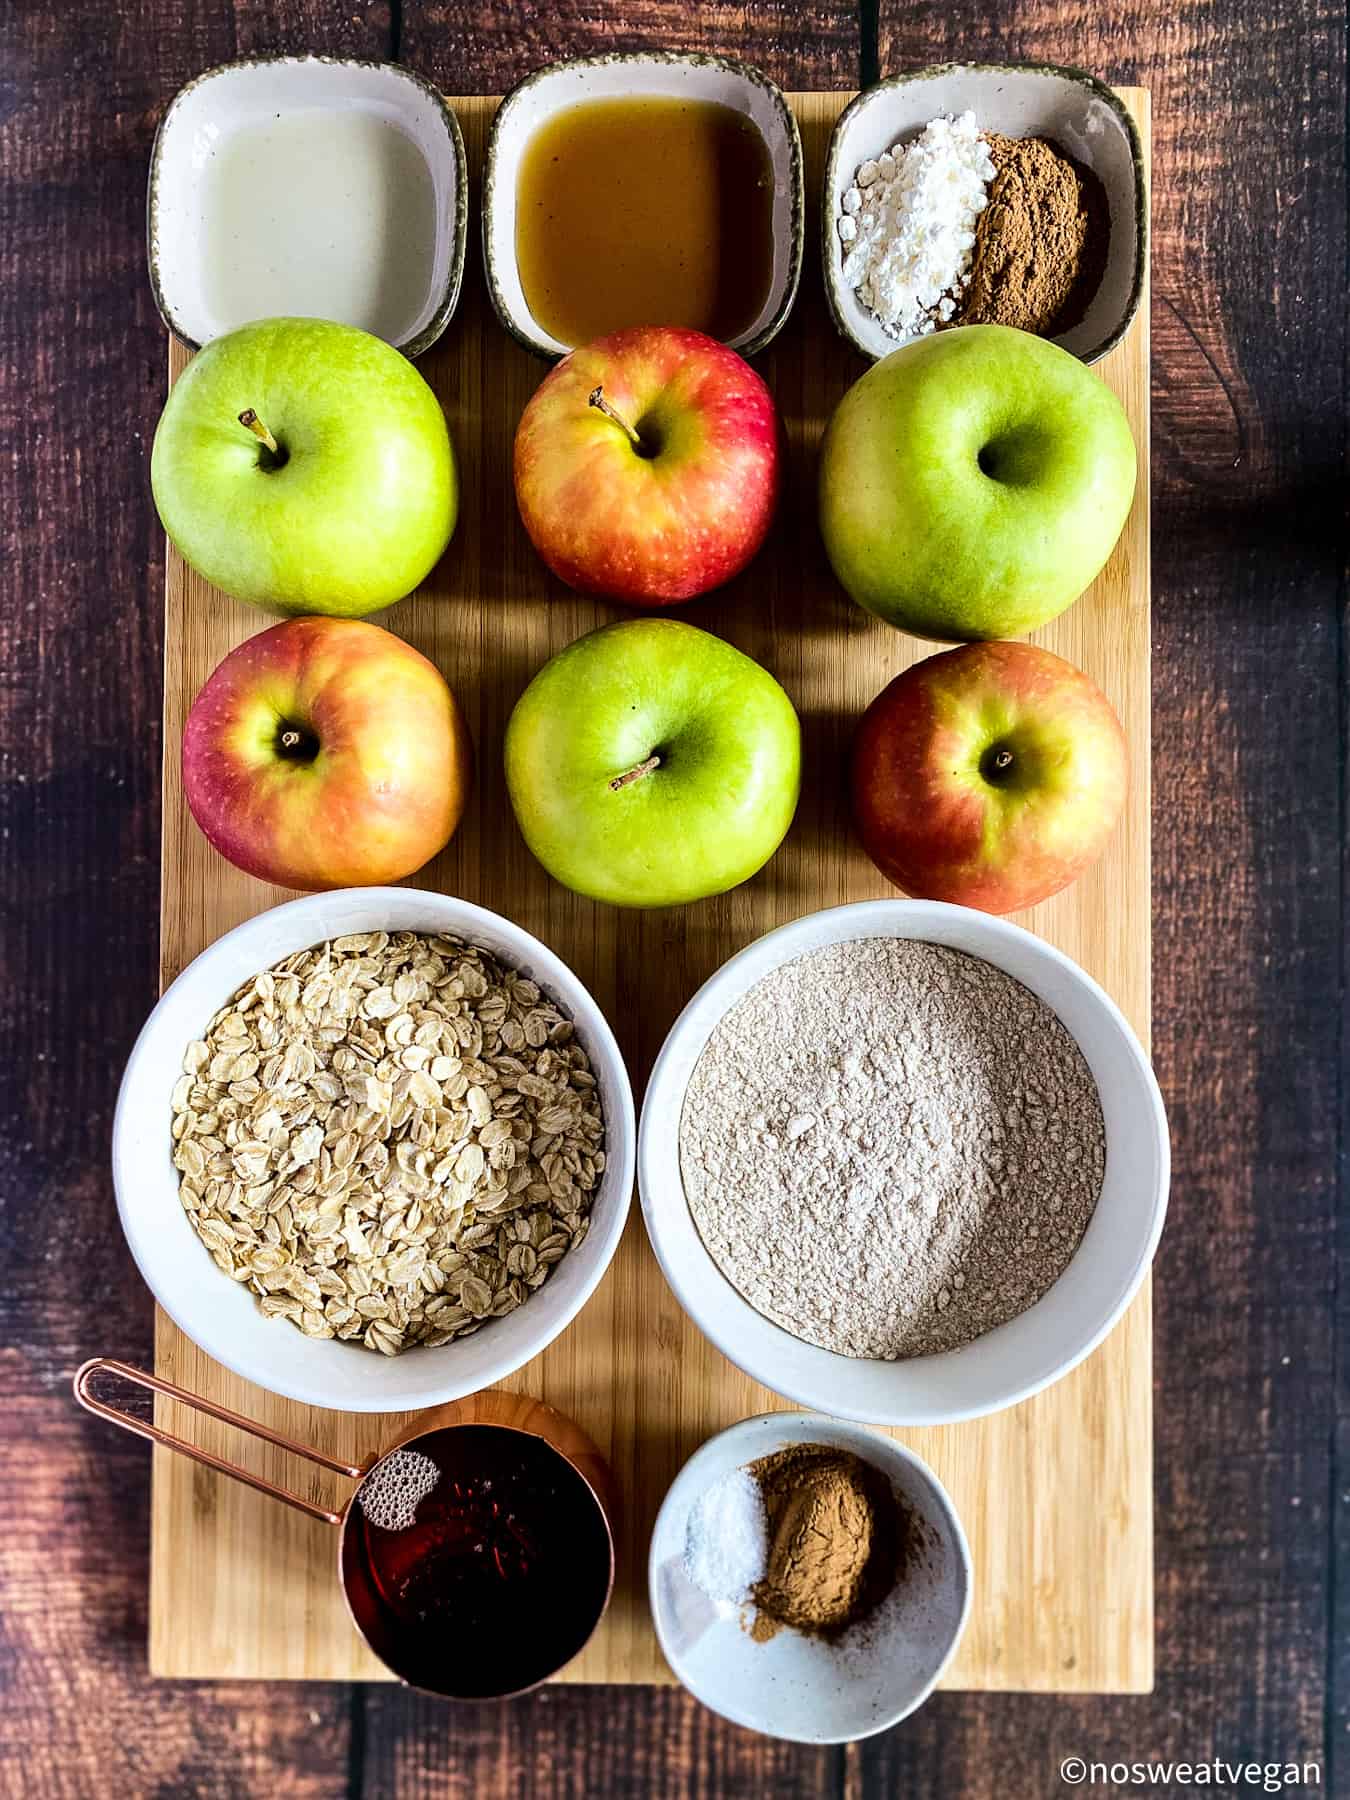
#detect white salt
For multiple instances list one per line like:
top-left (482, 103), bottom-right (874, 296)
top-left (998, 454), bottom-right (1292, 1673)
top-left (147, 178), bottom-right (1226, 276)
top-left (683, 1467), bottom-right (768, 1603)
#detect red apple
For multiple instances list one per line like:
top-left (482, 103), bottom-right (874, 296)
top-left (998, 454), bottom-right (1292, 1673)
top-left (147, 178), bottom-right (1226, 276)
top-left (851, 641), bottom-right (1128, 914)
top-left (513, 326), bottom-right (778, 606)
top-left (182, 617), bottom-right (472, 890)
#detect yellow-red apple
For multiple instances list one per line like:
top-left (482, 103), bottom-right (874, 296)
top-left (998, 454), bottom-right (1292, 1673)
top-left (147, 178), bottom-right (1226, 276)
top-left (851, 641), bottom-right (1127, 913)
top-left (182, 617), bottom-right (472, 890)
top-left (513, 326), bottom-right (778, 606)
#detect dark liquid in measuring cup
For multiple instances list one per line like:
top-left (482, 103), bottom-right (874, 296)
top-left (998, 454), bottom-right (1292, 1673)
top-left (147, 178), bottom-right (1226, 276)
top-left (343, 1425), bottom-right (611, 1697)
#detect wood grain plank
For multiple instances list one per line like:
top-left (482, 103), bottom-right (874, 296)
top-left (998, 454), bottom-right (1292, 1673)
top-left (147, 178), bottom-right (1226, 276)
top-left (0, 3), bottom-right (388, 1793)
top-left (0, 0), bottom-right (1339, 1792)
top-left (865, 0), bottom-right (1346, 1789)
top-left (0, 1), bottom-right (386, 1750)
top-left (358, 1685), bottom-right (840, 1798)
top-left (148, 89), bottom-right (1155, 1696)
top-left (401, 3), bottom-right (860, 94)
top-left (875, 0), bottom-right (1345, 516)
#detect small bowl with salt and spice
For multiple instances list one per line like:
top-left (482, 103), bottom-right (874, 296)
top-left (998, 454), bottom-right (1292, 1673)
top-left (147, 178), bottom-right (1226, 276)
top-left (483, 52), bottom-right (804, 358)
top-left (650, 1412), bottom-right (971, 1741)
top-left (822, 63), bottom-right (1146, 364)
top-left (639, 898), bottom-right (1168, 1427)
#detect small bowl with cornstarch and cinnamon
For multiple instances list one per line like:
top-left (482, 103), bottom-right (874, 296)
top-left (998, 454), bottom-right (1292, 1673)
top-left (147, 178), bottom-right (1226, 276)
top-left (822, 62), bottom-right (1147, 364)
top-left (649, 1412), bottom-right (971, 1742)
top-left (637, 898), bottom-right (1168, 1427)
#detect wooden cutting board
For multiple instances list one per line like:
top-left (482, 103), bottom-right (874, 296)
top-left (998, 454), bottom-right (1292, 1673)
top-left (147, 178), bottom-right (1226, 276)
top-left (150, 89), bottom-right (1153, 1690)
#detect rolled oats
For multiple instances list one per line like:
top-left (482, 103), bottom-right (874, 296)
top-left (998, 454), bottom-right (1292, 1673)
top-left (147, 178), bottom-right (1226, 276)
top-left (171, 931), bottom-right (606, 1355)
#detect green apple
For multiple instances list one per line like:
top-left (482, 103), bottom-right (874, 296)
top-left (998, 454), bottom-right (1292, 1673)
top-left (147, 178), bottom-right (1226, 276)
top-left (819, 324), bottom-right (1137, 641)
top-left (151, 317), bottom-right (456, 616)
top-left (504, 619), bottom-right (800, 908)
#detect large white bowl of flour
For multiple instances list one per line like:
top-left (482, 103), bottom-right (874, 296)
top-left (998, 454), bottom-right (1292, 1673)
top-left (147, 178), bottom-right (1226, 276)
top-left (638, 899), bottom-right (1167, 1425)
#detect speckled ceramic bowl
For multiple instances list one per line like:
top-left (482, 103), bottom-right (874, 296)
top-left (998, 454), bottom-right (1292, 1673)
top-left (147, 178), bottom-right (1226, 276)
top-left (483, 52), bottom-right (804, 358)
top-left (148, 55), bottom-right (467, 358)
top-left (823, 63), bottom-right (1147, 364)
top-left (649, 1412), bottom-right (971, 1742)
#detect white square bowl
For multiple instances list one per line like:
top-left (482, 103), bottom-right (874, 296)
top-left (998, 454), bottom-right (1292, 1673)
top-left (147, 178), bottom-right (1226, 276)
top-left (148, 54), bottom-right (467, 358)
top-left (823, 63), bottom-right (1148, 364)
top-left (482, 52), bottom-right (804, 358)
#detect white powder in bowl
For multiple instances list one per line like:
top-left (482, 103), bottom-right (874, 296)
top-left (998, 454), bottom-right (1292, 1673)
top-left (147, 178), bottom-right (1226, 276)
top-left (838, 112), bottom-right (995, 339)
top-left (683, 1467), bottom-right (768, 1603)
top-left (679, 938), bottom-right (1105, 1360)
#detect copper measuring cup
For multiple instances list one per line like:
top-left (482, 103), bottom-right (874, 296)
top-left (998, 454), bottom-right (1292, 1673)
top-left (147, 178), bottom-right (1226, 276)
top-left (74, 1358), bottom-right (616, 1697)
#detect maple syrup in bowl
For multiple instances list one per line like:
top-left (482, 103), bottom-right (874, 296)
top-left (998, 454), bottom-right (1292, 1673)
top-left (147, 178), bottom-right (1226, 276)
top-left (342, 1422), bottom-right (615, 1696)
top-left (514, 96), bottom-right (775, 347)
top-left (483, 51), bottom-right (804, 359)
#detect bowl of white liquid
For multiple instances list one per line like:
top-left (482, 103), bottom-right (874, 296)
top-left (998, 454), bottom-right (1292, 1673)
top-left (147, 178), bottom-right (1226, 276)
top-left (148, 56), bottom-right (467, 358)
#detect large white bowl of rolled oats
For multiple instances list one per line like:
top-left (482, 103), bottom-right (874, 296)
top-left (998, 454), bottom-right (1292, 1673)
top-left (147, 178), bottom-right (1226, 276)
top-left (113, 888), bottom-right (635, 1411)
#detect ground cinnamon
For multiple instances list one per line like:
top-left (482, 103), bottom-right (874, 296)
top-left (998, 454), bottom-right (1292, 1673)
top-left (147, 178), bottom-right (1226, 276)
top-left (746, 1443), bottom-right (911, 1642)
top-left (958, 133), bottom-right (1108, 334)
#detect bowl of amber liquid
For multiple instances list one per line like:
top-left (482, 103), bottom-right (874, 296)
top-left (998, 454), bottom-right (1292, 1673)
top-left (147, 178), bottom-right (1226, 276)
top-left (483, 51), bottom-right (803, 358)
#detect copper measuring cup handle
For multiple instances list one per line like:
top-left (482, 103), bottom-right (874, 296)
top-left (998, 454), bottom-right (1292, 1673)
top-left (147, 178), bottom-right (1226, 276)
top-left (73, 1358), bottom-right (367, 1526)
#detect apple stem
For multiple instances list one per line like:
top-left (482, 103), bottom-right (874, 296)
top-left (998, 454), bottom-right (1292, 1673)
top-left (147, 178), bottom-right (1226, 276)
top-left (588, 385), bottom-right (645, 454)
top-left (279, 729), bottom-right (303, 751)
top-left (238, 409), bottom-right (279, 456)
top-left (609, 754), bottom-right (661, 792)
top-left (991, 748), bottom-right (1014, 772)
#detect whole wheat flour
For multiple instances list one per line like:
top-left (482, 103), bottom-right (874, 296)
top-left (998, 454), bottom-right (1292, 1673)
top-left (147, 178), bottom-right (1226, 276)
top-left (679, 939), bottom-right (1105, 1358)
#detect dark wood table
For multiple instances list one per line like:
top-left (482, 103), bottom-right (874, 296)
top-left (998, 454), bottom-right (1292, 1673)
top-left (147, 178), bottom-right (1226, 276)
top-left (1, 4), bottom-right (1344, 1795)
